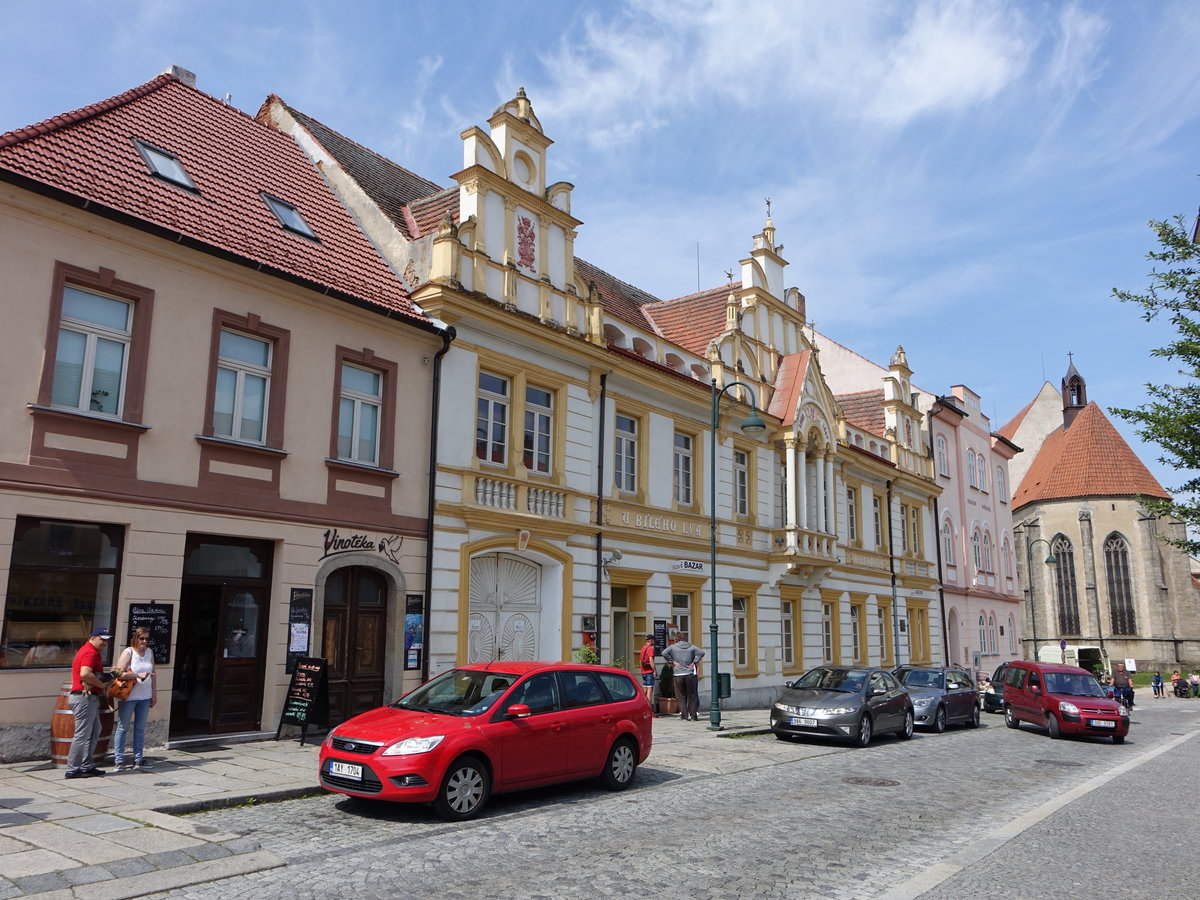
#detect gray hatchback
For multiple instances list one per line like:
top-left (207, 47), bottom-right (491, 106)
top-left (770, 666), bottom-right (914, 747)
top-left (893, 665), bottom-right (980, 732)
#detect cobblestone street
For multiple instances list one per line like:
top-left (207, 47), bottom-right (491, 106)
top-left (151, 702), bottom-right (1200, 899)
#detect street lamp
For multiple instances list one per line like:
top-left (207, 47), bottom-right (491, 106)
top-left (1023, 535), bottom-right (1057, 660)
top-left (708, 378), bottom-right (767, 730)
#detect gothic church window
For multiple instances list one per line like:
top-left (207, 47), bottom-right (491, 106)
top-left (1104, 533), bottom-right (1137, 635)
top-left (1051, 535), bottom-right (1081, 635)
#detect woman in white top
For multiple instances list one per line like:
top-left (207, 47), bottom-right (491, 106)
top-left (112, 627), bottom-right (156, 769)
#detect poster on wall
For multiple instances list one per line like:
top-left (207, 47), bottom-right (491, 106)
top-left (286, 588), bottom-right (313, 674)
top-left (404, 593), bottom-right (424, 671)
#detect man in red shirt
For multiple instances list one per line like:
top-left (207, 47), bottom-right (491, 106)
top-left (639, 634), bottom-right (657, 710)
top-left (66, 627), bottom-right (112, 778)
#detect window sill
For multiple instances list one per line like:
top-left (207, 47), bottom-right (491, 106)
top-left (195, 435), bottom-right (288, 458)
top-left (325, 458), bottom-right (400, 479)
top-left (28, 404), bottom-right (149, 433)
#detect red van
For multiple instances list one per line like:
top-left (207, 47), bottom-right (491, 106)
top-left (1002, 660), bottom-right (1129, 743)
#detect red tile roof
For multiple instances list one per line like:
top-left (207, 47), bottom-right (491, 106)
top-left (644, 286), bottom-right (730, 356)
top-left (575, 258), bottom-right (664, 331)
top-left (768, 351), bottom-right (811, 424)
top-left (407, 188), bottom-right (460, 239)
top-left (837, 389), bottom-right (887, 437)
top-left (1012, 402), bottom-right (1169, 507)
top-left (0, 74), bottom-right (424, 325)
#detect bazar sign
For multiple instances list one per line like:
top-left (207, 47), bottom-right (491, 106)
top-left (617, 510), bottom-right (704, 537)
top-left (671, 560), bottom-right (708, 576)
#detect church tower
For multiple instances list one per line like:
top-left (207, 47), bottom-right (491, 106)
top-left (1061, 357), bottom-right (1087, 429)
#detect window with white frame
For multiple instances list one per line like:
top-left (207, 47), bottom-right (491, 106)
top-left (1008, 615), bottom-right (1016, 653)
top-left (775, 460), bottom-right (787, 527)
top-left (982, 532), bottom-right (993, 572)
top-left (214, 329), bottom-right (271, 443)
top-left (978, 615), bottom-right (986, 650)
top-left (872, 496), bottom-right (883, 548)
top-left (523, 386), bottom-right (553, 474)
top-left (614, 415), bottom-right (638, 493)
top-left (996, 467), bottom-right (1007, 503)
top-left (850, 604), bottom-right (861, 662)
top-left (935, 435), bottom-right (949, 476)
top-left (942, 520), bottom-right (955, 564)
top-left (966, 451), bottom-right (977, 487)
top-left (51, 286), bottom-right (132, 417)
top-left (733, 449), bottom-right (749, 517)
top-left (910, 506), bottom-right (921, 556)
top-left (877, 607), bottom-right (887, 662)
top-left (846, 487), bottom-right (858, 542)
top-left (977, 458), bottom-right (988, 492)
top-left (475, 372), bottom-right (509, 465)
top-left (673, 432), bottom-right (694, 504)
top-left (671, 592), bottom-right (691, 640)
top-left (900, 505), bottom-right (909, 553)
top-left (733, 597), bottom-right (748, 667)
top-left (1002, 537), bottom-right (1012, 578)
top-left (988, 614), bottom-right (997, 653)
top-left (780, 599), bottom-right (794, 667)
top-left (972, 529), bottom-right (983, 571)
top-left (337, 363), bottom-right (381, 464)
top-left (821, 602), bottom-right (833, 663)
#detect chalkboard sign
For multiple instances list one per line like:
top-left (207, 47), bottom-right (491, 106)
top-left (286, 588), bottom-right (313, 674)
top-left (275, 656), bottom-right (328, 745)
top-left (128, 603), bottom-right (173, 665)
top-left (654, 620), bottom-right (669, 654)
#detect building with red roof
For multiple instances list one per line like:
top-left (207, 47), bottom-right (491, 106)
top-left (1000, 363), bottom-right (1200, 670)
top-left (0, 67), bottom-right (449, 759)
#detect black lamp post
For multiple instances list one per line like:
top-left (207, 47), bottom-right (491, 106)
top-left (708, 378), bottom-right (766, 730)
top-left (1023, 534), bottom-right (1057, 659)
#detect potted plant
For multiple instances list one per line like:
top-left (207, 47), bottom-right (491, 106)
top-left (657, 661), bottom-right (678, 716)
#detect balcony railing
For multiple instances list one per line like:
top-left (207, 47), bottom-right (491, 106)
top-left (472, 475), bottom-right (568, 518)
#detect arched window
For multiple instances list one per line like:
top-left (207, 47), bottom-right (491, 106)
top-left (988, 614), bottom-right (997, 653)
top-left (978, 615), bottom-right (986, 651)
top-left (982, 532), bottom-right (993, 572)
top-left (1104, 533), bottom-right (1137, 635)
top-left (1008, 614), bottom-right (1016, 653)
top-left (941, 520), bottom-right (955, 565)
top-left (972, 529), bottom-right (982, 571)
top-left (936, 436), bottom-right (949, 476)
top-left (977, 459), bottom-right (987, 492)
top-left (1002, 537), bottom-right (1012, 578)
top-left (996, 467), bottom-right (1007, 503)
top-left (1051, 535), bottom-right (1081, 634)
top-left (966, 451), bottom-right (977, 487)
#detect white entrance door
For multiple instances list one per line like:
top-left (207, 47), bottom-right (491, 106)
top-left (468, 553), bottom-right (540, 662)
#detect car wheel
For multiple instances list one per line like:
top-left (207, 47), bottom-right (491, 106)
top-left (1005, 706), bottom-right (1020, 729)
top-left (432, 755), bottom-right (491, 822)
top-left (1113, 734), bottom-right (1125, 744)
top-left (933, 706), bottom-right (947, 734)
top-left (853, 714), bottom-right (873, 748)
top-left (897, 709), bottom-right (914, 740)
top-left (598, 738), bottom-right (638, 790)
top-left (1046, 713), bottom-right (1062, 739)
top-left (967, 704), bottom-right (980, 729)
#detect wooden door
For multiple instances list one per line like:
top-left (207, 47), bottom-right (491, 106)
top-left (323, 567), bottom-right (387, 725)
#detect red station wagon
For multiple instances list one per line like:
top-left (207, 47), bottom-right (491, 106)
top-left (319, 661), bottom-right (653, 820)
top-left (1003, 660), bottom-right (1129, 743)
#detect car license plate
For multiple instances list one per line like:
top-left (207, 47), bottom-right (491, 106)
top-left (1088, 719), bottom-right (1115, 728)
top-left (330, 761), bottom-right (362, 780)
top-left (790, 717), bottom-right (817, 727)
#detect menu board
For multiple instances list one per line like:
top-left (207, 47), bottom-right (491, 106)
top-left (276, 656), bottom-right (328, 745)
top-left (128, 603), bottom-right (172, 665)
top-left (286, 588), bottom-right (313, 674)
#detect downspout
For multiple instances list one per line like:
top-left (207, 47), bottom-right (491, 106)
top-left (887, 479), bottom-right (902, 664)
top-left (594, 373), bottom-right (609, 662)
top-left (420, 326), bottom-right (457, 682)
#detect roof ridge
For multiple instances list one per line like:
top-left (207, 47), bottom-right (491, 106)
top-left (278, 98), bottom-right (444, 196)
top-left (0, 73), bottom-right (177, 148)
top-left (661, 284), bottom-right (729, 305)
top-left (575, 257), bottom-right (665, 305)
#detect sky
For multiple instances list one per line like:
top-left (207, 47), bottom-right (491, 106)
top-left (3, 0), bottom-right (1199, 495)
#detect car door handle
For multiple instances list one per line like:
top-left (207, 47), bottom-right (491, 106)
top-left (551, 721), bottom-right (566, 732)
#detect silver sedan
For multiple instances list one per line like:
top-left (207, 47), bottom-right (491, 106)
top-left (770, 666), bottom-right (914, 747)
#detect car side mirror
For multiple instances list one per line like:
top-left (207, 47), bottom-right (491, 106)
top-left (869, 686), bottom-right (886, 697)
top-left (1030, 684), bottom-right (1042, 695)
top-left (783, 681), bottom-right (795, 690)
top-left (507, 703), bottom-right (532, 719)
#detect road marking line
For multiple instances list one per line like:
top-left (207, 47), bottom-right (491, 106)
top-left (879, 728), bottom-right (1200, 899)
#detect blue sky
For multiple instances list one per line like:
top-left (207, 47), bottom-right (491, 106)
top-left (4, 0), bottom-right (1199, 493)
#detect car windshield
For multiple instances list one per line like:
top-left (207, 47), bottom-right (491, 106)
top-left (793, 667), bottom-right (868, 692)
top-left (392, 668), bottom-right (518, 717)
top-left (897, 669), bottom-right (945, 690)
top-left (1045, 673), bottom-right (1107, 698)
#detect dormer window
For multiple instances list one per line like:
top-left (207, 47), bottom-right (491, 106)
top-left (262, 193), bottom-right (317, 239)
top-left (133, 139), bottom-right (196, 190)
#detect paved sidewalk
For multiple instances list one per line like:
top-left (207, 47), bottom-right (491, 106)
top-left (0, 709), bottom-right (772, 899)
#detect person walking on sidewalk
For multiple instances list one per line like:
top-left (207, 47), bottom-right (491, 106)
top-left (113, 627), bottom-right (157, 770)
top-left (639, 634), bottom-right (657, 710)
top-left (66, 627), bottom-right (112, 779)
top-left (662, 632), bottom-right (704, 721)
top-left (1152, 672), bottom-right (1164, 699)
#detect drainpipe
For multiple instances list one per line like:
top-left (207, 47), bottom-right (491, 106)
top-left (594, 373), bottom-right (609, 663)
top-left (421, 326), bottom-right (457, 682)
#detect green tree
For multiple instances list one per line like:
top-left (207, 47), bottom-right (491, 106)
top-left (1112, 212), bottom-right (1200, 553)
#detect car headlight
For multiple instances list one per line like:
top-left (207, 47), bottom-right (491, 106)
top-left (912, 697), bottom-right (934, 708)
top-left (1058, 701), bottom-right (1079, 715)
top-left (381, 735), bottom-right (445, 756)
top-left (824, 707), bottom-right (856, 716)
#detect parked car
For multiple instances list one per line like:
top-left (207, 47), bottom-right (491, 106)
top-left (771, 666), bottom-right (914, 747)
top-left (893, 664), bottom-right (980, 731)
top-left (981, 662), bottom-right (1010, 713)
top-left (319, 661), bottom-right (653, 820)
top-left (1002, 660), bottom-right (1129, 744)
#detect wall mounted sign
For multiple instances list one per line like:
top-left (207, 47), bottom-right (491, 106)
top-left (320, 529), bottom-right (403, 565)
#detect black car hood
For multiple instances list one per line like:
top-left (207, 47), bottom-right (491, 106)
top-left (780, 688), bottom-right (863, 708)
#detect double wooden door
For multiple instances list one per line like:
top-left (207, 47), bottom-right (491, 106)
top-left (323, 567), bottom-right (387, 726)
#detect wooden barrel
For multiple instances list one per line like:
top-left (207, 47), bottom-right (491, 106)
top-left (50, 683), bottom-right (115, 768)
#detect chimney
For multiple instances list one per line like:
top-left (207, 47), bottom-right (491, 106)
top-left (162, 65), bottom-right (197, 87)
